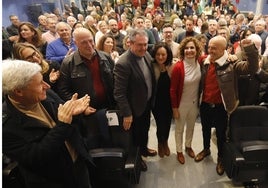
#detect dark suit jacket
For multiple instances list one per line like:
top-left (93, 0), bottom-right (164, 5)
top-left (176, 31), bottom-right (198, 43)
top-left (114, 50), bottom-right (156, 117)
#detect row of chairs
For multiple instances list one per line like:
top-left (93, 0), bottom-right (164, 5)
top-left (3, 106), bottom-right (268, 188)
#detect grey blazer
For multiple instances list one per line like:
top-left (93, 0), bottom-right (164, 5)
top-left (114, 50), bottom-right (156, 117)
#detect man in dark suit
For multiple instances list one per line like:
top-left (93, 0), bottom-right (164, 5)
top-left (114, 29), bottom-right (157, 171)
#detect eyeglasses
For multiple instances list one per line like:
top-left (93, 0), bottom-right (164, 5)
top-left (24, 51), bottom-right (39, 61)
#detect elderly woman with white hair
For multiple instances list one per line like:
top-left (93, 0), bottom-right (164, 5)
top-left (2, 59), bottom-right (95, 188)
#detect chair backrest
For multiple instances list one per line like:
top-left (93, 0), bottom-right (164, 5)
top-left (230, 105), bottom-right (268, 145)
top-left (106, 110), bottom-right (133, 154)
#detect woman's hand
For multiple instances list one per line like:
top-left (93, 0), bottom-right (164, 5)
top-left (172, 108), bottom-right (180, 119)
top-left (49, 68), bottom-right (60, 83)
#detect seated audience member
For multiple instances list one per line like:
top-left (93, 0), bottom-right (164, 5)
top-left (145, 18), bottom-right (160, 43)
top-left (2, 59), bottom-right (95, 188)
top-left (255, 19), bottom-right (268, 55)
top-left (6, 14), bottom-right (20, 36)
top-left (2, 27), bottom-right (18, 59)
top-left (13, 42), bottom-right (60, 92)
top-left (67, 15), bottom-right (77, 28)
top-left (95, 20), bottom-right (108, 47)
top-left (72, 21), bottom-right (84, 33)
top-left (17, 22), bottom-right (47, 56)
top-left (42, 17), bottom-right (60, 44)
top-left (37, 15), bottom-right (48, 33)
top-left (107, 19), bottom-right (126, 55)
top-left (122, 34), bottom-right (131, 51)
top-left (46, 22), bottom-right (77, 64)
top-left (96, 34), bottom-right (120, 63)
top-left (84, 15), bottom-right (98, 38)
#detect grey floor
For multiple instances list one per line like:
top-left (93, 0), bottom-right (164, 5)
top-left (134, 117), bottom-right (244, 188)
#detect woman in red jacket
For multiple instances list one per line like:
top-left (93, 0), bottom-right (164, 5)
top-left (170, 37), bottom-right (202, 164)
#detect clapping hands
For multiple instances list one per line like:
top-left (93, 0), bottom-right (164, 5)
top-left (58, 93), bottom-right (90, 124)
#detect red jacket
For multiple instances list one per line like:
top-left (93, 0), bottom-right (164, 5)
top-left (170, 60), bottom-right (185, 108)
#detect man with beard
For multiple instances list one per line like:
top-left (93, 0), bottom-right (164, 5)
top-left (107, 19), bottom-right (125, 55)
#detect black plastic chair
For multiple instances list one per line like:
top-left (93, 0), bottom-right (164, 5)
top-left (89, 110), bottom-right (141, 188)
top-left (223, 105), bottom-right (268, 187)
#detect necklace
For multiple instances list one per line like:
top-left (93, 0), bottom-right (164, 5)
top-left (159, 65), bottom-right (166, 72)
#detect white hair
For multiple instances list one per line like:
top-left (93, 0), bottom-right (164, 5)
top-left (247, 33), bottom-right (262, 54)
top-left (2, 59), bottom-right (41, 95)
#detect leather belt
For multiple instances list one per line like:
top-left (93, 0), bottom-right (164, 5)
top-left (203, 102), bottom-right (223, 108)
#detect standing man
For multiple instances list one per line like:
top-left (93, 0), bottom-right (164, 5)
top-left (134, 16), bottom-right (156, 51)
top-left (114, 29), bottom-right (157, 172)
top-left (161, 23), bottom-right (180, 59)
top-left (107, 19), bottom-right (125, 55)
top-left (57, 28), bottom-right (115, 148)
top-left (194, 36), bottom-right (259, 176)
top-left (176, 17), bottom-right (198, 44)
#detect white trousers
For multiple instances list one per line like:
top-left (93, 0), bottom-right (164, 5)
top-left (174, 101), bottom-right (199, 153)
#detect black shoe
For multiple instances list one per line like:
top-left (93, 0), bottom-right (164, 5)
top-left (141, 148), bottom-right (157, 157)
top-left (140, 159), bottom-right (147, 172)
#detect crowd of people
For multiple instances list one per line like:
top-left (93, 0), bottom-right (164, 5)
top-left (2, 0), bottom-right (268, 187)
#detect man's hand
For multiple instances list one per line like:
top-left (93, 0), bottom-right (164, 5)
top-left (123, 115), bottom-right (133, 130)
top-left (240, 38), bottom-right (253, 47)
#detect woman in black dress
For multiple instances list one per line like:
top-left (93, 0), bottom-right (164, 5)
top-left (151, 42), bottom-right (174, 158)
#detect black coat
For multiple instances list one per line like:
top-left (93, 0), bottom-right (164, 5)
top-left (2, 89), bottom-right (94, 188)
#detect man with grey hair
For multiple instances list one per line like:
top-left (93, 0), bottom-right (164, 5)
top-left (42, 17), bottom-right (59, 44)
top-left (84, 15), bottom-right (98, 38)
top-left (172, 17), bottom-right (185, 42)
top-left (255, 19), bottom-right (268, 55)
top-left (46, 22), bottom-right (77, 64)
top-left (2, 59), bottom-right (94, 188)
top-left (114, 29), bottom-right (157, 171)
top-left (57, 27), bottom-right (115, 149)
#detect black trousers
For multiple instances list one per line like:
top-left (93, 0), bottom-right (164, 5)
top-left (152, 109), bottom-right (172, 143)
top-left (200, 102), bottom-right (228, 158)
top-left (132, 102), bottom-right (151, 153)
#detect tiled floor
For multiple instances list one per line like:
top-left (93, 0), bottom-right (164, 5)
top-left (134, 117), bottom-right (263, 188)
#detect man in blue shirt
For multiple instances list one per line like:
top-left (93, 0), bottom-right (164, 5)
top-left (46, 22), bottom-right (77, 64)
